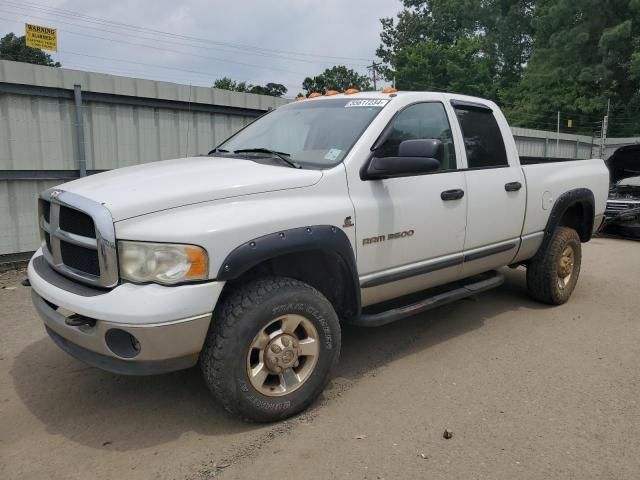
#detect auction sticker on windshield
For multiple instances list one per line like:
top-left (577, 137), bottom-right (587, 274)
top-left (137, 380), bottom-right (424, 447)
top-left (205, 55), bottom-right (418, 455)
top-left (324, 148), bottom-right (342, 161)
top-left (344, 99), bottom-right (389, 108)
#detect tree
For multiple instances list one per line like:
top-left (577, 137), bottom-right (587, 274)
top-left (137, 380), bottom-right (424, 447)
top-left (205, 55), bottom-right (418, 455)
top-left (302, 66), bottom-right (372, 95)
top-left (0, 32), bottom-right (61, 67)
top-left (248, 82), bottom-right (288, 97)
top-left (212, 77), bottom-right (287, 97)
top-left (376, 0), bottom-right (533, 98)
top-left (502, 0), bottom-right (640, 136)
top-left (213, 77), bottom-right (251, 92)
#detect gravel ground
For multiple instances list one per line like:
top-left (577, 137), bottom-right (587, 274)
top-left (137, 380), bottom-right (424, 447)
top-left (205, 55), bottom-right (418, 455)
top-left (1, 237), bottom-right (639, 480)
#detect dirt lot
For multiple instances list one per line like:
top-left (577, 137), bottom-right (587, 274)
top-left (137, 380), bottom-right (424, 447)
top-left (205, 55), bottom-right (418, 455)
top-left (1, 237), bottom-right (639, 480)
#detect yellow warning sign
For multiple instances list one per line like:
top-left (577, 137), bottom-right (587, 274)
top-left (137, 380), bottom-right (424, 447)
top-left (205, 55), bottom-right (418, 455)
top-left (25, 23), bottom-right (57, 51)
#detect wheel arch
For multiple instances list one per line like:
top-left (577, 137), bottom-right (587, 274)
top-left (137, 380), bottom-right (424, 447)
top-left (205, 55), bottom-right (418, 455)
top-left (535, 188), bottom-right (595, 259)
top-left (216, 225), bottom-right (361, 321)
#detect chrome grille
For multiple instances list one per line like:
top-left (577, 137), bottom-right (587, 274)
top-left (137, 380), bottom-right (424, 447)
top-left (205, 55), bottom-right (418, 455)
top-left (606, 200), bottom-right (640, 215)
top-left (38, 189), bottom-right (118, 288)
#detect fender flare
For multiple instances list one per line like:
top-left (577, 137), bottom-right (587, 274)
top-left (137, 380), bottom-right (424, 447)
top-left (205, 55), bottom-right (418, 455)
top-left (537, 188), bottom-right (595, 257)
top-left (217, 225), bottom-right (361, 313)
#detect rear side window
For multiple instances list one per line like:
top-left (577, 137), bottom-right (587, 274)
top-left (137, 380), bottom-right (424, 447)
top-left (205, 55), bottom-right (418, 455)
top-left (453, 106), bottom-right (508, 168)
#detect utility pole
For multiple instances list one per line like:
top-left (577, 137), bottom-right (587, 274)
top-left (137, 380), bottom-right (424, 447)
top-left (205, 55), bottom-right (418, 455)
top-left (556, 111), bottom-right (560, 157)
top-left (600, 98), bottom-right (610, 159)
top-left (368, 61), bottom-right (380, 91)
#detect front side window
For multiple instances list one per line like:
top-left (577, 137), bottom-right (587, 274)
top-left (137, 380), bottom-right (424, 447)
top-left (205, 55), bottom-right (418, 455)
top-left (218, 98), bottom-right (388, 168)
top-left (375, 102), bottom-right (457, 171)
top-left (453, 107), bottom-right (508, 168)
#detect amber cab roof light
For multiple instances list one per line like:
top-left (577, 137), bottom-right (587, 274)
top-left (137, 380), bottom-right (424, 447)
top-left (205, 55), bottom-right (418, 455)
top-left (295, 95), bottom-right (305, 101)
top-left (308, 92), bottom-right (322, 98)
top-left (324, 90), bottom-right (339, 96)
top-left (382, 86), bottom-right (398, 94)
top-left (344, 88), bottom-right (360, 95)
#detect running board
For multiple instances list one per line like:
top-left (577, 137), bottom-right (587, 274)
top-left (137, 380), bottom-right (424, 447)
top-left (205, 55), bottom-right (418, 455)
top-left (352, 271), bottom-right (504, 327)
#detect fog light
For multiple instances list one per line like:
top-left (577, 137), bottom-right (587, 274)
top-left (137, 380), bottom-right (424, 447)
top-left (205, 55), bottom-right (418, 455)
top-left (105, 329), bottom-right (141, 359)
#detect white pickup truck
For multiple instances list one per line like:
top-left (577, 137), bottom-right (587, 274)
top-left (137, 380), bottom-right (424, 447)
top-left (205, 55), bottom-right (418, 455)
top-left (28, 91), bottom-right (609, 422)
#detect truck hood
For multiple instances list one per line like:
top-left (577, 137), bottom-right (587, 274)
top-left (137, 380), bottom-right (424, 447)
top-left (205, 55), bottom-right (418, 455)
top-left (59, 156), bottom-right (323, 221)
top-left (606, 145), bottom-right (640, 184)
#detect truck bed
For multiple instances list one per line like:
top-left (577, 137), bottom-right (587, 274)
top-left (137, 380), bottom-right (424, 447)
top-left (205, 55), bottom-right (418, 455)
top-left (520, 158), bottom-right (609, 237)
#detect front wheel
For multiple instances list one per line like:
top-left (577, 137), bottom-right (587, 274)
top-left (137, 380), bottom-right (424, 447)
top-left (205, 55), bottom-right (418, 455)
top-left (200, 276), bottom-right (341, 422)
top-left (526, 226), bottom-right (582, 305)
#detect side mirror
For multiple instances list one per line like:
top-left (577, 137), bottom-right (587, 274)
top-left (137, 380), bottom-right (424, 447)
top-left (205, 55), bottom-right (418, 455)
top-left (398, 139), bottom-right (443, 159)
top-left (363, 139), bottom-right (443, 180)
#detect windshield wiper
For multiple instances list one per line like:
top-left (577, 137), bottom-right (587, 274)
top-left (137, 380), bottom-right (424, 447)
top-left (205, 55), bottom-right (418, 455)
top-left (233, 148), bottom-right (301, 169)
top-left (207, 148), bottom-right (230, 155)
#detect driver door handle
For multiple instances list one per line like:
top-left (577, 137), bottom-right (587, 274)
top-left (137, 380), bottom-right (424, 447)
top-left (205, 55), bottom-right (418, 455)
top-left (441, 189), bottom-right (465, 201)
top-left (505, 181), bottom-right (522, 192)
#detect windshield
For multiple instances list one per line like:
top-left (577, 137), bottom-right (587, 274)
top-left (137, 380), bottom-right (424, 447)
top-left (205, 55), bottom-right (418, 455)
top-left (217, 98), bottom-right (389, 167)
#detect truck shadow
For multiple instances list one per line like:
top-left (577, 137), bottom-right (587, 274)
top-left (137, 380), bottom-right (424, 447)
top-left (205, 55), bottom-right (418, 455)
top-left (10, 268), bottom-right (549, 451)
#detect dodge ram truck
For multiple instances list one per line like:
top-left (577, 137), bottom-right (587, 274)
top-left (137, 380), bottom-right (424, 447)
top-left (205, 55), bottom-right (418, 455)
top-left (27, 90), bottom-right (609, 422)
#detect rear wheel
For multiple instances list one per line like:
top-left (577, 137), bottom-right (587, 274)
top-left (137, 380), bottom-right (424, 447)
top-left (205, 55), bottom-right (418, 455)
top-left (200, 276), bottom-right (341, 422)
top-left (526, 226), bottom-right (582, 305)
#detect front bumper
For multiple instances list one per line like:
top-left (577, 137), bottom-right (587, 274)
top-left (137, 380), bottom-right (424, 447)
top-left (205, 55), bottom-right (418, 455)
top-left (28, 251), bottom-right (225, 374)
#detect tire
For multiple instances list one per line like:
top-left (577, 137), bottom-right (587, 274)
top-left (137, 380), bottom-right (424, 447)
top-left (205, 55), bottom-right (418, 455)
top-left (200, 276), bottom-right (341, 422)
top-left (526, 226), bottom-right (582, 305)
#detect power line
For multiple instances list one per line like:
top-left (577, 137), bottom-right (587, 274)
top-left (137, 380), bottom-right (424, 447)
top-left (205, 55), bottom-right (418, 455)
top-left (367, 61), bottom-right (382, 90)
top-left (56, 51), bottom-right (301, 90)
top-left (0, 4), bottom-right (370, 69)
top-left (0, 14), bottom-right (313, 77)
top-left (0, 0), bottom-right (373, 63)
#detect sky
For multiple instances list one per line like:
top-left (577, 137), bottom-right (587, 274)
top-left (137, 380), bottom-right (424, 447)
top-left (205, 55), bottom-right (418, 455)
top-left (0, 0), bottom-right (401, 96)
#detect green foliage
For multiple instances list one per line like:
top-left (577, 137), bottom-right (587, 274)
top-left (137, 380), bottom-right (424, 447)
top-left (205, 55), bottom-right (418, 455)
top-left (249, 83), bottom-right (288, 97)
top-left (377, 1), bottom-right (534, 98)
top-left (212, 77), bottom-right (287, 97)
top-left (502, 0), bottom-right (640, 136)
top-left (379, 0), bottom-right (640, 136)
top-left (302, 65), bottom-right (372, 95)
top-left (0, 32), bottom-right (61, 67)
top-left (213, 77), bottom-right (250, 92)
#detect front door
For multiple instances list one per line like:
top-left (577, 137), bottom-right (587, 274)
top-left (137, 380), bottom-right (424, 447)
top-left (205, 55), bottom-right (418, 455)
top-left (346, 101), bottom-right (469, 306)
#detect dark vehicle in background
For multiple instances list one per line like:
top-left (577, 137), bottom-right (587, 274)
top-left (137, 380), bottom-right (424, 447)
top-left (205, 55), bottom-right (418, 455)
top-left (605, 145), bottom-right (640, 238)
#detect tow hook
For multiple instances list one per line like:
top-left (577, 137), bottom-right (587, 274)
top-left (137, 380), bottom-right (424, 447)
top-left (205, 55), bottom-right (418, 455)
top-left (65, 314), bottom-right (97, 327)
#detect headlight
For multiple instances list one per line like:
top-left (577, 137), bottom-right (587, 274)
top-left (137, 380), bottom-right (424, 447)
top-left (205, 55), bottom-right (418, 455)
top-left (118, 241), bottom-right (208, 285)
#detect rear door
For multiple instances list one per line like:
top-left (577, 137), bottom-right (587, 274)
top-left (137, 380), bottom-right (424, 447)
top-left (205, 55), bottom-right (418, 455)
top-left (450, 100), bottom-right (526, 276)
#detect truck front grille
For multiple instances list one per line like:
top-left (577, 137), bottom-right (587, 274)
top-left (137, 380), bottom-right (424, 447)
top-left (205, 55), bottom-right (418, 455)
top-left (60, 241), bottom-right (101, 276)
top-left (38, 189), bottom-right (118, 288)
top-left (59, 206), bottom-right (97, 238)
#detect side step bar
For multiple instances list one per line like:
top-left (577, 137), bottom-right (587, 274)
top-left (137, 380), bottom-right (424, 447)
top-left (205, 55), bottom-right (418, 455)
top-left (352, 271), bottom-right (504, 327)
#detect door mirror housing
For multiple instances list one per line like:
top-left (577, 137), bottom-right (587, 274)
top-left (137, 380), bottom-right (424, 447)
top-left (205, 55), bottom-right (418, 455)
top-left (363, 139), bottom-right (443, 180)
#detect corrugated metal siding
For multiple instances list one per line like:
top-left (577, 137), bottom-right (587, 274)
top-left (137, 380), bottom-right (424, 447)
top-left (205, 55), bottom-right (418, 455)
top-left (1, 60), bottom-right (638, 256)
top-left (0, 95), bottom-right (77, 170)
top-left (0, 60), bottom-right (286, 255)
top-left (81, 103), bottom-right (254, 169)
top-left (511, 127), bottom-right (595, 159)
top-left (0, 179), bottom-right (59, 254)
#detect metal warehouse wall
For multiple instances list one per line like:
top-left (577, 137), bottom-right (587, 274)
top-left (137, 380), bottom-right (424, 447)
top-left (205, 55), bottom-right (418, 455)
top-left (0, 60), bottom-right (287, 256)
top-left (511, 127), bottom-right (596, 159)
top-left (1, 59), bottom-right (639, 257)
